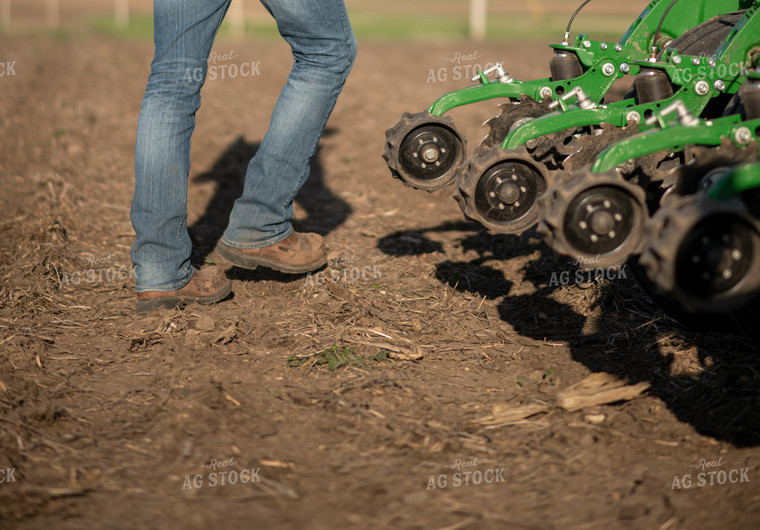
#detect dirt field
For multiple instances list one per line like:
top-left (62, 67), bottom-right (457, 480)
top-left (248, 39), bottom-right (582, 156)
top-left (1, 31), bottom-right (760, 530)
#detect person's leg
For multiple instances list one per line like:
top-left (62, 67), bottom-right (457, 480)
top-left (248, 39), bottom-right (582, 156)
top-left (220, 0), bottom-right (357, 249)
top-left (130, 0), bottom-right (232, 292)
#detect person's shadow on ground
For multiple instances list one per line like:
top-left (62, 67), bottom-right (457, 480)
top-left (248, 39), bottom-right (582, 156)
top-left (187, 130), bottom-right (351, 282)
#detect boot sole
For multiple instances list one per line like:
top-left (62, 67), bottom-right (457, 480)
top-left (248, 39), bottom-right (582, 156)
top-left (135, 281), bottom-right (232, 314)
top-left (215, 241), bottom-right (326, 274)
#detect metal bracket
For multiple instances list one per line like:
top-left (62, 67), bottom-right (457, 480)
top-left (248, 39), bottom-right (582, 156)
top-left (548, 86), bottom-right (597, 112)
top-left (472, 63), bottom-right (512, 85)
top-left (644, 100), bottom-right (700, 128)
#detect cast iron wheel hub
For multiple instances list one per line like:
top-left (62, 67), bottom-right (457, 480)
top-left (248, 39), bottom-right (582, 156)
top-left (399, 125), bottom-right (459, 184)
top-left (453, 145), bottom-right (552, 235)
top-left (676, 216), bottom-right (755, 300)
top-left (564, 186), bottom-right (636, 256)
top-left (474, 161), bottom-right (544, 225)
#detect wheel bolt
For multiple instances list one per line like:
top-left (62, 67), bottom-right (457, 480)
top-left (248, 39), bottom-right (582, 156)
top-left (423, 148), bottom-right (439, 162)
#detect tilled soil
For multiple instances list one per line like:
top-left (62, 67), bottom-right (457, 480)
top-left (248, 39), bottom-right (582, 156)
top-left (0, 34), bottom-right (759, 530)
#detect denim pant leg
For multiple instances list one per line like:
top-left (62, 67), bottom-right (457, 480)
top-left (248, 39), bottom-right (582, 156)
top-left (130, 0), bottom-right (232, 292)
top-left (221, 0), bottom-right (357, 249)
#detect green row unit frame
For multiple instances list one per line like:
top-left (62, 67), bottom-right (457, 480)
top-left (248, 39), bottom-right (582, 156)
top-left (501, 5), bottom-right (760, 150)
top-left (591, 114), bottom-right (760, 173)
top-left (426, 0), bottom-right (752, 118)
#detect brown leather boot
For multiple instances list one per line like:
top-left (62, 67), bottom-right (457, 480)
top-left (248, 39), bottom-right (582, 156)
top-left (215, 231), bottom-right (327, 274)
top-left (135, 266), bottom-right (232, 314)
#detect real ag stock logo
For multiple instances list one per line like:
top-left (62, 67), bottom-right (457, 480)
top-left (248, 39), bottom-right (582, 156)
top-left (427, 50), bottom-right (503, 84)
top-left (426, 457), bottom-right (505, 490)
top-left (304, 255), bottom-right (383, 287)
top-left (183, 50), bottom-right (262, 83)
top-left (670, 53), bottom-right (751, 85)
top-left (549, 255), bottom-right (629, 287)
top-left (671, 456), bottom-right (750, 490)
top-left (61, 254), bottom-right (136, 286)
top-left (182, 457), bottom-right (261, 491)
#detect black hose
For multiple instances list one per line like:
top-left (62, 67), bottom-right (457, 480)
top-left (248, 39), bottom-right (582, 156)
top-left (653, 0), bottom-right (679, 53)
top-left (566, 0), bottom-right (593, 34)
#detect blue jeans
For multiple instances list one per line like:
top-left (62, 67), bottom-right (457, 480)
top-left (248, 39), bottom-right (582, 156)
top-left (131, 0), bottom-right (357, 292)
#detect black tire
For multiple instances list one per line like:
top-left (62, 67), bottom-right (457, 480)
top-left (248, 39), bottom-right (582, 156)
top-left (664, 11), bottom-right (745, 56)
top-left (628, 260), bottom-right (739, 333)
top-left (731, 298), bottom-right (760, 345)
top-left (625, 11), bottom-right (749, 332)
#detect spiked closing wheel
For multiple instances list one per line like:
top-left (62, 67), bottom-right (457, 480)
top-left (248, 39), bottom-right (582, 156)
top-left (537, 169), bottom-right (647, 269)
top-left (477, 96), bottom-right (552, 154)
top-left (383, 111), bottom-right (466, 191)
top-left (639, 194), bottom-right (760, 313)
top-left (454, 145), bottom-right (548, 234)
top-left (674, 138), bottom-right (759, 195)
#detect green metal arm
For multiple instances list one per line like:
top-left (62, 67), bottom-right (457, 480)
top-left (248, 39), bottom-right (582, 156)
top-left (428, 38), bottom-right (642, 116)
top-left (714, 3), bottom-right (760, 71)
top-left (590, 115), bottom-right (760, 173)
top-left (708, 162), bottom-right (760, 200)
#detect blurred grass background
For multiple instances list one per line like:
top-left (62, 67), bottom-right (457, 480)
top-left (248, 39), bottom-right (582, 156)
top-left (1, 0), bottom-right (642, 41)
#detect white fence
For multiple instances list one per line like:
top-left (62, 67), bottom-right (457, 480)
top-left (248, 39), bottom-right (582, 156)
top-left (0, 0), bottom-right (245, 31)
top-left (0, 0), bottom-right (131, 29)
top-left (0, 0), bottom-right (493, 39)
